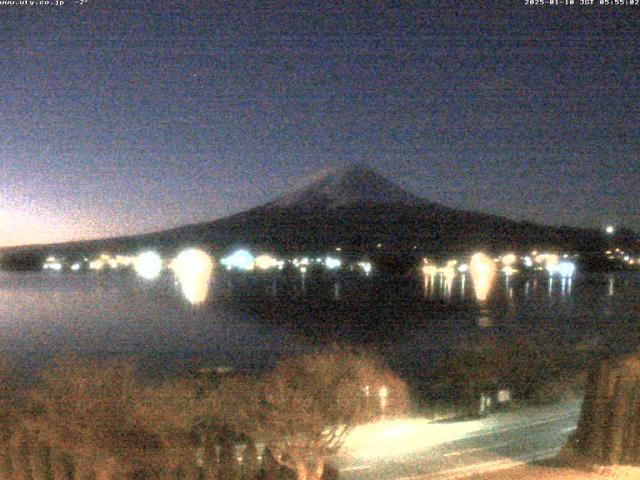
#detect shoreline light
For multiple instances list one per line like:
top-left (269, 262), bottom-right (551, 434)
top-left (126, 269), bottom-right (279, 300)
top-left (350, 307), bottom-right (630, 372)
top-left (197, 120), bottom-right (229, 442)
top-left (557, 260), bottom-right (576, 278)
top-left (501, 253), bottom-right (517, 266)
top-left (133, 251), bottom-right (163, 280)
top-left (422, 264), bottom-right (437, 277)
top-left (325, 256), bottom-right (341, 270)
top-left (255, 254), bottom-right (278, 270)
top-left (220, 249), bottom-right (254, 271)
top-left (358, 261), bottom-right (372, 275)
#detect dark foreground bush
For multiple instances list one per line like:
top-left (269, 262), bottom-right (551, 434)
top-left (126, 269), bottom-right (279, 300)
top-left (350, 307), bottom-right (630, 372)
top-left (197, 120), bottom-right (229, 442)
top-left (0, 349), bottom-right (407, 480)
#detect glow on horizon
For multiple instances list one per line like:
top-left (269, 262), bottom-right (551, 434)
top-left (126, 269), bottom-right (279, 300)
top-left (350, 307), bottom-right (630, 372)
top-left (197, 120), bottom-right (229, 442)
top-left (0, 207), bottom-right (84, 247)
top-left (0, 204), bottom-right (222, 248)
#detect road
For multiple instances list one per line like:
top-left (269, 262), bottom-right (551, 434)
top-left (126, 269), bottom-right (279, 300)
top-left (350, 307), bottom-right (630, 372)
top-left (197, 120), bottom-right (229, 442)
top-left (333, 400), bottom-right (581, 479)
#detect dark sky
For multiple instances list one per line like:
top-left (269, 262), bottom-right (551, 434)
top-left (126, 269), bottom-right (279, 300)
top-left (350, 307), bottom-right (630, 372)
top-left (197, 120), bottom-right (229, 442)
top-left (1, 1), bottom-right (638, 247)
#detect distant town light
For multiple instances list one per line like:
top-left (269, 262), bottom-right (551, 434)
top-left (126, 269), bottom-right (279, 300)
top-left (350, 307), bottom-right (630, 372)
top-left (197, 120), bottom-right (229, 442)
top-left (325, 256), bottom-right (341, 270)
top-left (502, 266), bottom-right (516, 276)
top-left (220, 249), bottom-right (254, 271)
top-left (606, 225), bottom-right (615, 234)
top-left (71, 263), bottom-right (81, 271)
top-left (544, 254), bottom-right (560, 276)
top-left (358, 261), bottom-right (372, 275)
top-left (501, 254), bottom-right (517, 266)
top-left (557, 261), bottom-right (576, 278)
top-left (457, 263), bottom-right (469, 273)
top-left (254, 254), bottom-right (278, 270)
top-left (89, 259), bottom-right (105, 271)
top-left (422, 265), bottom-right (437, 277)
top-left (44, 262), bottom-right (62, 271)
top-left (133, 251), bottom-right (163, 280)
top-left (115, 255), bottom-right (133, 266)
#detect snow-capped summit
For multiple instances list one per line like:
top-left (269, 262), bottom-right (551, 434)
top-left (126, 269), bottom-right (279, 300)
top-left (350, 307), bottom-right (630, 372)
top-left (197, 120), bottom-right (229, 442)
top-left (268, 163), bottom-right (424, 209)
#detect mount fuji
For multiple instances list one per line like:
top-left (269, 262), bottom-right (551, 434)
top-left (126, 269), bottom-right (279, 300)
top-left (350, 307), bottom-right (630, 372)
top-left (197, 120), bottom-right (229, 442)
top-left (2, 164), bottom-right (631, 271)
top-left (151, 163), bottom-right (608, 256)
top-left (266, 164), bottom-right (424, 209)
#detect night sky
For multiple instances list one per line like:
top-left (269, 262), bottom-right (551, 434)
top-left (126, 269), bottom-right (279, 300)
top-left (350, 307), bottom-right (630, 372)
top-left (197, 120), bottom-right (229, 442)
top-left (1, 1), bottom-right (638, 247)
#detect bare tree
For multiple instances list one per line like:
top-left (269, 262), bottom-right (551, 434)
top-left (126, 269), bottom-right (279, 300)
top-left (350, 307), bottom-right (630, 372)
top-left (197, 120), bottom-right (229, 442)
top-left (26, 357), bottom-right (164, 479)
top-left (258, 350), bottom-right (408, 480)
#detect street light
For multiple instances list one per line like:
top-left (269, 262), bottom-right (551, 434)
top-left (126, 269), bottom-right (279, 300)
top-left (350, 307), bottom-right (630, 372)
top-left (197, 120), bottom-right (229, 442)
top-left (379, 386), bottom-right (388, 415)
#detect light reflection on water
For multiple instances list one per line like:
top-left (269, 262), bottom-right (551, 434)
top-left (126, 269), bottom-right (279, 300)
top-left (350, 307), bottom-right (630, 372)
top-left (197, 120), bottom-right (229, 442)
top-left (1, 270), bottom-right (639, 374)
top-left (170, 248), bottom-right (214, 305)
top-left (469, 253), bottom-right (497, 302)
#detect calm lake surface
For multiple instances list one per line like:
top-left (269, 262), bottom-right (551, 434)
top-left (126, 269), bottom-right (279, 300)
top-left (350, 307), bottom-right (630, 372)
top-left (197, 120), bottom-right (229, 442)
top-left (1, 269), bottom-right (639, 380)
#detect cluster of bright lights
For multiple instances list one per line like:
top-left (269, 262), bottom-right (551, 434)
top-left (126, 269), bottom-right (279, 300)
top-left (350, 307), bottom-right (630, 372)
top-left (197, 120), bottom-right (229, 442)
top-left (606, 247), bottom-right (640, 267)
top-left (133, 251), bottom-right (163, 280)
top-left (43, 260), bottom-right (62, 271)
top-left (86, 253), bottom-right (134, 271)
top-left (422, 259), bottom-right (462, 279)
top-left (292, 257), bottom-right (310, 268)
top-left (217, 250), bottom-right (372, 274)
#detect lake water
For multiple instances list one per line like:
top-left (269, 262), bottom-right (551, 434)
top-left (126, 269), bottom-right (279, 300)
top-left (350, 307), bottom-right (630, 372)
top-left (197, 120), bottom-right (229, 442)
top-left (1, 268), bottom-right (639, 383)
